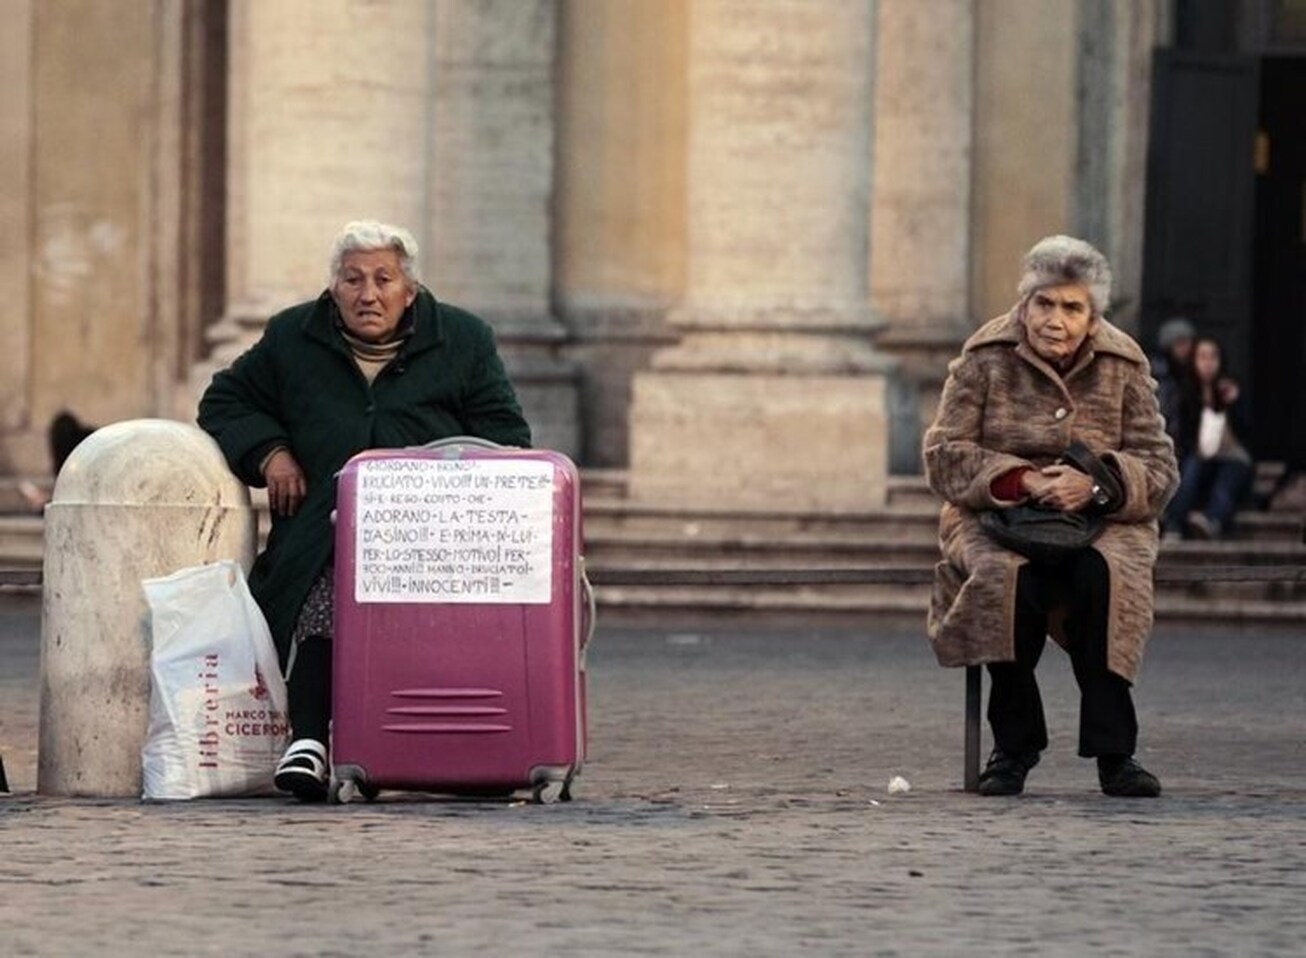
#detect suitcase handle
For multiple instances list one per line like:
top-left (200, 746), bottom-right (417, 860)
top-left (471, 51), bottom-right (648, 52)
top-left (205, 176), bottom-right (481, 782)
top-left (415, 435), bottom-right (505, 452)
top-left (579, 557), bottom-right (596, 652)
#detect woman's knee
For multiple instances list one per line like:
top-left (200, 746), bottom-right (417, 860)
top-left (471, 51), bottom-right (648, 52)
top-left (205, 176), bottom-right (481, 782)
top-left (1061, 549), bottom-right (1110, 601)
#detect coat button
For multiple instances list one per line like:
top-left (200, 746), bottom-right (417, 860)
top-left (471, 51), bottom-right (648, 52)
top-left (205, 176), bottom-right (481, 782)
top-left (365, 403), bottom-right (375, 415)
top-left (1054, 407), bottom-right (1067, 420)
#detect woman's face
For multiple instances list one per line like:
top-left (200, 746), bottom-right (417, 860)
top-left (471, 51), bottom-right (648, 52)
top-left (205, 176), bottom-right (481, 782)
top-left (331, 249), bottom-right (417, 344)
top-left (1022, 283), bottom-right (1097, 368)
top-left (1193, 340), bottom-right (1222, 384)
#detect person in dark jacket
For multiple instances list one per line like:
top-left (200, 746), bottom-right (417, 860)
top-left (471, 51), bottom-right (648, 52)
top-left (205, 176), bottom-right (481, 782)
top-left (198, 220), bottom-right (531, 800)
top-left (1163, 335), bottom-right (1253, 539)
top-left (1150, 316), bottom-right (1195, 450)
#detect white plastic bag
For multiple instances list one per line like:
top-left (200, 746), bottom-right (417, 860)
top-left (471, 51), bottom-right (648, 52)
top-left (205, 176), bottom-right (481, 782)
top-left (141, 560), bottom-right (289, 799)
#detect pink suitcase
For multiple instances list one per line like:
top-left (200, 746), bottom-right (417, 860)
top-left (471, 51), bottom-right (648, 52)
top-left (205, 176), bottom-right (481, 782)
top-left (329, 438), bottom-right (589, 803)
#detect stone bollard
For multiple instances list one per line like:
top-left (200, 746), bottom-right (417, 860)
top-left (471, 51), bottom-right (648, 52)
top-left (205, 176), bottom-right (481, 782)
top-left (38, 419), bottom-right (256, 797)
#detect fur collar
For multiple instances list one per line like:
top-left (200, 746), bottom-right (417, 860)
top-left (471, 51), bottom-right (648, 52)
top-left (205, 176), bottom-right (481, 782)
top-left (962, 309), bottom-right (1147, 366)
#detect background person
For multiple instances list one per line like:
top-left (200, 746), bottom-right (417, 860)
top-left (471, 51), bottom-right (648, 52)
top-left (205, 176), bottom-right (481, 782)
top-left (17, 410), bottom-right (97, 512)
top-left (1150, 316), bottom-right (1196, 449)
top-left (198, 220), bottom-right (531, 800)
top-left (1163, 335), bottom-right (1254, 539)
top-left (923, 235), bottom-right (1178, 798)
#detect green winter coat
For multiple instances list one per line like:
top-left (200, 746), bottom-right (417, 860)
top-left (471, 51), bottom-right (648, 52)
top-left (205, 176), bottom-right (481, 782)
top-left (198, 288), bottom-right (531, 661)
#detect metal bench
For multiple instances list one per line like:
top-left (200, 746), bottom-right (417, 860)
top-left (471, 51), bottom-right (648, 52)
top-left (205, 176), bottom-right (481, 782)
top-left (3, 564), bottom-right (1302, 795)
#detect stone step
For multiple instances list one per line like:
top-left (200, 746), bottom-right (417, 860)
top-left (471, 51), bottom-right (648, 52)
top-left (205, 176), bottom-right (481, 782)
top-left (0, 478), bottom-right (49, 515)
top-left (585, 532), bottom-right (943, 567)
top-left (581, 493), bottom-right (1302, 544)
top-left (580, 471), bottom-right (942, 510)
top-left (0, 515), bottom-right (43, 567)
top-left (5, 505), bottom-right (1300, 571)
top-left (582, 496), bottom-right (943, 541)
top-left (589, 582), bottom-right (1306, 625)
top-left (1226, 511), bottom-right (1304, 542)
top-left (583, 526), bottom-right (1306, 567)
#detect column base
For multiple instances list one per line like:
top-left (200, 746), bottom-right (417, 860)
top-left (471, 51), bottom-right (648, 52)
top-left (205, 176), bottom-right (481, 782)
top-left (628, 370), bottom-right (890, 510)
top-left (493, 313), bottom-right (582, 462)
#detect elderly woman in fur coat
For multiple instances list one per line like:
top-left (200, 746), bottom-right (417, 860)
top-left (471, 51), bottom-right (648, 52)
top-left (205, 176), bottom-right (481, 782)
top-left (923, 236), bottom-right (1178, 798)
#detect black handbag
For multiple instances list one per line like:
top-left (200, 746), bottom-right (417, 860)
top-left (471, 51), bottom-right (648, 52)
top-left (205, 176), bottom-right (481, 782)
top-left (978, 441), bottom-right (1122, 564)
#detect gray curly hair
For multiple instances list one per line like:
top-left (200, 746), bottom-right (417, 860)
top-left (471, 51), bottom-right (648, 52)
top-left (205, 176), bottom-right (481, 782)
top-left (1016, 235), bottom-right (1112, 317)
top-left (329, 220), bottom-right (420, 287)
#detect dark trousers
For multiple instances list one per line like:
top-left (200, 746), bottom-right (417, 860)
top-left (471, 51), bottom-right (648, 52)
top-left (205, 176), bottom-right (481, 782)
top-left (1164, 453), bottom-right (1253, 533)
top-left (986, 549), bottom-right (1138, 758)
top-left (286, 636), bottom-right (332, 744)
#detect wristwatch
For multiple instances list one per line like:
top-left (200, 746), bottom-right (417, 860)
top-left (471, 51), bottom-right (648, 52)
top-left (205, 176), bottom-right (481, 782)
top-left (1091, 482), bottom-right (1111, 508)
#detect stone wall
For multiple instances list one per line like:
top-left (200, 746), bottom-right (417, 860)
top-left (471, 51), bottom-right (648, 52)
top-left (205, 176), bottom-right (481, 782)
top-left (0, 0), bottom-right (199, 475)
top-left (0, 0), bottom-right (1168, 490)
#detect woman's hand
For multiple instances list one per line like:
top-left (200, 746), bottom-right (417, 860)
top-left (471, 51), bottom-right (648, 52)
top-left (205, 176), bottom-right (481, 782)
top-left (1024, 464), bottom-right (1094, 512)
top-left (263, 449), bottom-right (307, 516)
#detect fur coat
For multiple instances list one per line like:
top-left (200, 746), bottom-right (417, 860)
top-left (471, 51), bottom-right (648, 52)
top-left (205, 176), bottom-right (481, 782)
top-left (922, 309), bottom-right (1179, 681)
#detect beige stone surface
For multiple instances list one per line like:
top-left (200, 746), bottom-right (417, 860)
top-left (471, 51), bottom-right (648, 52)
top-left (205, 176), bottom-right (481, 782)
top-left (629, 373), bottom-right (888, 510)
top-left (553, 1), bottom-right (687, 465)
top-left (870, 0), bottom-right (975, 338)
top-left (427, 0), bottom-right (554, 314)
top-left (1089, 1), bottom-right (1168, 331)
top-left (679, 0), bottom-right (875, 324)
top-left (427, 0), bottom-right (578, 457)
top-left (0, 0), bottom-right (33, 438)
top-left (555, 0), bottom-right (687, 308)
top-left (226, 0), bottom-right (429, 306)
top-left (39, 421), bottom-right (256, 798)
top-left (28, 1), bottom-right (159, 431)
top-left (629, 0), bottom-right (891, 506)
top-left (0, 0), bottom-right (1187, 480)
top-left (970, 0), bottom-right (1077, 321)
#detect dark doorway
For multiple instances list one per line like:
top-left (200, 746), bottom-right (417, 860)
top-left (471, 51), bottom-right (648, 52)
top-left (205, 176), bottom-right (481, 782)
top-left (1139, 51), bottom-right (1259, 388)
top-left (1250, 57), bottom-right (1306, 469)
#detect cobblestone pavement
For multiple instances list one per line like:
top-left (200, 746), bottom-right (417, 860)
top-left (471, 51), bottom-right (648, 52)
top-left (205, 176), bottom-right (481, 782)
top-left (1, 593), bottom-right (1304, 956)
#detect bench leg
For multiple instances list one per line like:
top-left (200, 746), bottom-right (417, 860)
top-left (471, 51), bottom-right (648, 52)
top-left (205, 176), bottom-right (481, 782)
top-left (964, 666), bottom-right (982, 792)
top-left (0, 753), bottom-right (7, 793)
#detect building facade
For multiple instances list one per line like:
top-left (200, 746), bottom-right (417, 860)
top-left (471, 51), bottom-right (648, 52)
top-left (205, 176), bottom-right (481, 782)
top-left (2, 0), bottom-right (1300, 506)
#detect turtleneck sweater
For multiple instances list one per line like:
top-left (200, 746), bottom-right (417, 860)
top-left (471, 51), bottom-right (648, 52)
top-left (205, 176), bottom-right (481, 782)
top-left (338, 325), bottom-right (409, 384)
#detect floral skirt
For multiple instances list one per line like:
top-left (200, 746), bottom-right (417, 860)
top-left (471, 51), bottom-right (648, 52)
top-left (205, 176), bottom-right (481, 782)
top-left (290, 570), bottom-right (334, 646)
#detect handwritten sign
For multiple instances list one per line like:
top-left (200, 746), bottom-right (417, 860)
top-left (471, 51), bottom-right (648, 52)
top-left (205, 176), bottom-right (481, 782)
top-left (353, 458), bottom-right (555, 604)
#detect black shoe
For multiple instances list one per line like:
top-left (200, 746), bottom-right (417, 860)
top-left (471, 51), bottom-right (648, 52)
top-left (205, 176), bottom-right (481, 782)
top-left (274, 739), bottom-right (329, 802)
top-left (1098, 756), bottom-right (1161, 797)
top-left (978, 749), bottom-right (1040, 796)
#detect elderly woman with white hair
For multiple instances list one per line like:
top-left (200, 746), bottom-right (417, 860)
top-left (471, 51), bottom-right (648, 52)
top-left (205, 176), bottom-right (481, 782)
top-left (923, 235), bottom-right (1178, 798)
top-left (199, 220), bottom-right (531, 800)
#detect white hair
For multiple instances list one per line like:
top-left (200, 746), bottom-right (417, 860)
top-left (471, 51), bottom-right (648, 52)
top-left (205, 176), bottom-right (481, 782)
top-left (329, 220), bottom-right (420, 286)
top-left (1016, 235), bottom-right (1112, 317)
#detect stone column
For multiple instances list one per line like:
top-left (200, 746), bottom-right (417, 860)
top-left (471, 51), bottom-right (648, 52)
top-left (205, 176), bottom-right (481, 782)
top-left (1073, 0), bottom-right (1170, 334)
top-left (427, 0), bottom-right (579, 458)
top-left (870, 0), bottom-right (976, 471)
top-left (554, 0), bottom-right (687, 466)
top-left (629, 0), bottom-right (891, 510)
top-left (193, 0), bottom-right (430, 399)
top-left (970, 0), bottom-right (1078, 322)
top-left (0, 0), bottom-right (34, 457)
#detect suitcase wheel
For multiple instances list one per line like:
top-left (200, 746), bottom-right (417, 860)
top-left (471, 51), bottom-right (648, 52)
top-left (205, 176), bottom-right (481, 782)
top-left (329, 766), bottom-right (379, 805)
top-left (530, 774), bottom-right (575, 805)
